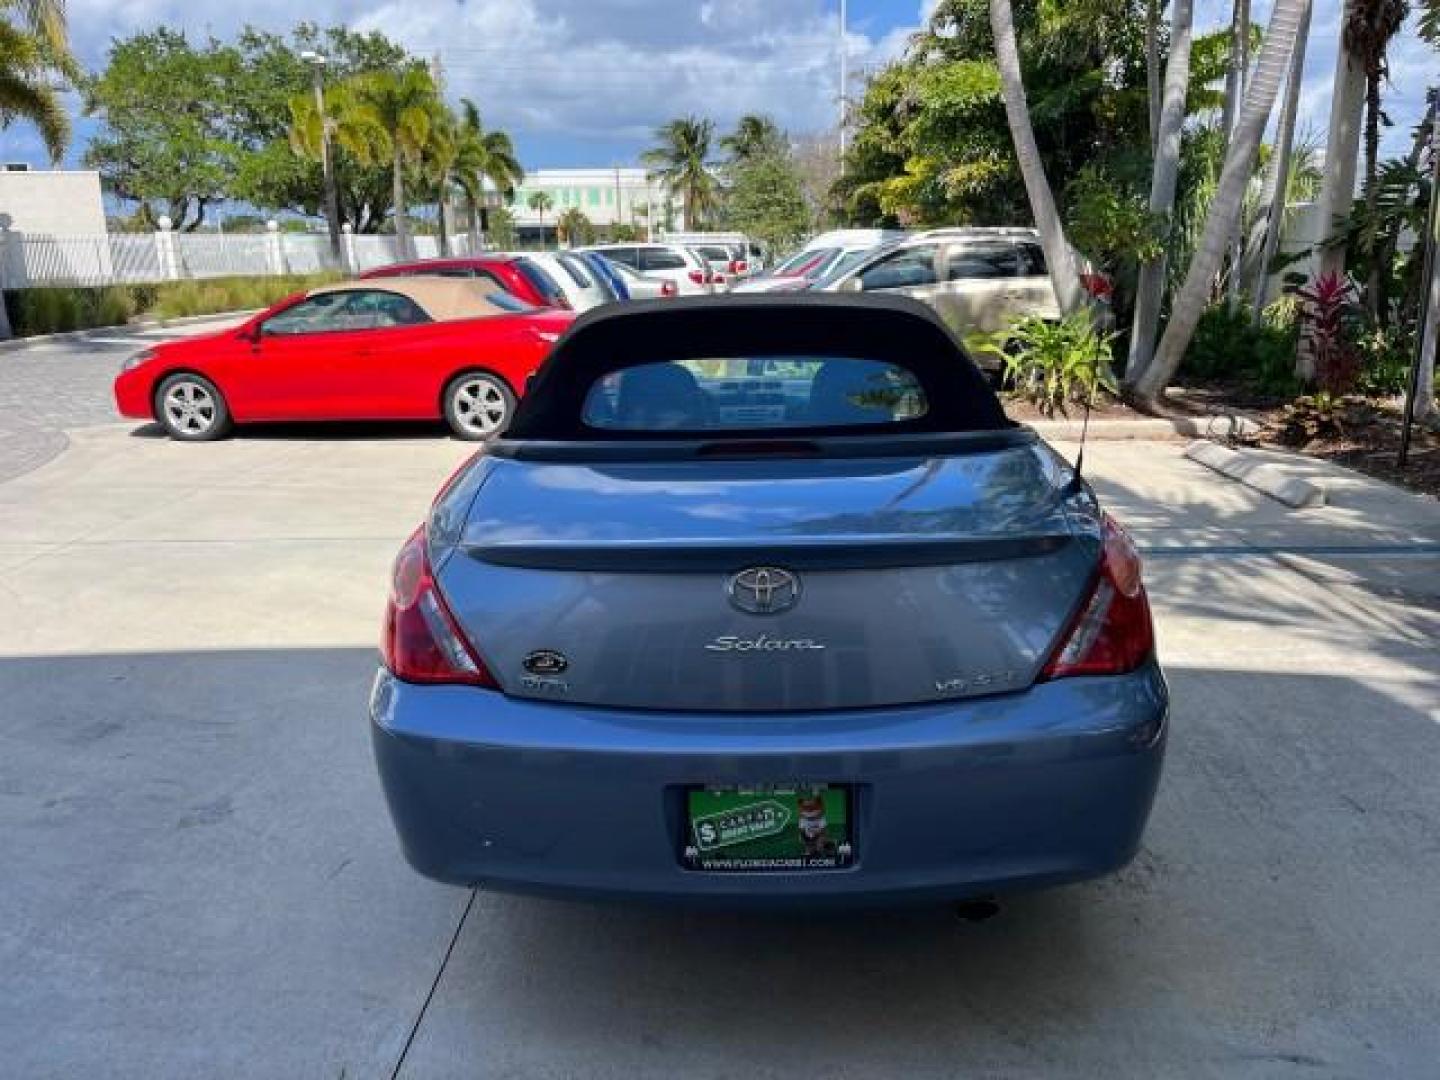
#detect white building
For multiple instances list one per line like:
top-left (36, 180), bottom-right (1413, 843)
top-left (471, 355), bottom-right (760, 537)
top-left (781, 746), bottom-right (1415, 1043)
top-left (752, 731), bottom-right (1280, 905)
top-left (501, 168), bottom-right (679, 240)
top-left (0, 169), bottom-right (107, 235)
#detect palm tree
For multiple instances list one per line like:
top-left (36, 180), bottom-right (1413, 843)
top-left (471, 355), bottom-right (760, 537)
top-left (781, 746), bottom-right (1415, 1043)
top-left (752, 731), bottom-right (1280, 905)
top-left (1126, 0), bottom-right (1196, 385)
top-left (987, 0), bottom-right (1083, 315)
top-left (422, 105), bottom-right (459, 255)
top-left (642, 116), bottom-right (717, 230)
top-left (0, 0), bottom-right (75, 340)
top-left (1134, 0), bottom-right (1315, 409)
top-left (287, 80), bottom-right (389, 194)
top-left (0, 0), bottom-right (74, 164)
top-left (722, 114), bottom-right (783, 164)
top-left (556, 207), bottom-right (593, 247)
top-left (1347, 0), bottom-right (1410, 321)
top-left (453, 99), bottom-right (523, 250)
top-left (527, 190), bottom-right (554, 247)
top-left (1313, 0), bottom-right (1368, 297)
top-left (352, 66), bottom-right (438, 259)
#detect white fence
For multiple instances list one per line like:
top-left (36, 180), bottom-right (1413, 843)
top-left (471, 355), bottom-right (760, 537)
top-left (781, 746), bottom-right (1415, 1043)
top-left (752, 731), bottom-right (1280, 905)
top-left (0, 223), bottom-right (472, 290)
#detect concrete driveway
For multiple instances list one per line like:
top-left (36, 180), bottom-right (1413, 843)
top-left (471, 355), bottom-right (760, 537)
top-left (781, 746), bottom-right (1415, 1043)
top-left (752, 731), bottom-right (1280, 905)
top-left (1, 325), bottom-right (1438, 1077)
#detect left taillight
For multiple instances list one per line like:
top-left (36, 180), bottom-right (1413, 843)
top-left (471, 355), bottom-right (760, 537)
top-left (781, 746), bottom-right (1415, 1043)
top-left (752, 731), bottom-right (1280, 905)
top-left (1041, 514), bottom-right (1154, 680)
top-left (381, 526), bottom-right (497, 688)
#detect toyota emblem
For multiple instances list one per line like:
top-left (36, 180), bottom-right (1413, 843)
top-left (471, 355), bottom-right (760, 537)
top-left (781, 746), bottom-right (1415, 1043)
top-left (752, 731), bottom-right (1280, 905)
top-left (726, 567), bottom-right (801, 615)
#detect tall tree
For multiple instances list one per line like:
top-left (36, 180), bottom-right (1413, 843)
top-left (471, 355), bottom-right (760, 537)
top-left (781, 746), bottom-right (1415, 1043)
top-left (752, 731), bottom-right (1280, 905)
top-left (527, 190), bottom-right (554, 246)
top-left (352, 65), bottom-right (437, 257)
top-left (453, 99), bottom-right (523, 250)
top-left (1134, 0), bottom-right (1315, 408)
top-left (1348, 0), bottom-right (1411, 322)
top-left (987, 0), bottom-right (1084, 314)
top-left (722, 114), bottom-right (785, 165)
top-left (0, 0), bottom-right (74, 339)
top-left (642, 116), bottom-right (718, 230)
top-left (1127, 0), bottom-right (1196, 385)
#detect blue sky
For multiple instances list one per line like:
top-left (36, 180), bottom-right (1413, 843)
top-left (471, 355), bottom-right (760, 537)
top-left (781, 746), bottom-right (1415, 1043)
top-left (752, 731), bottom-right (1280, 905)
top-left (0, 0), bottom-right (1433, 172)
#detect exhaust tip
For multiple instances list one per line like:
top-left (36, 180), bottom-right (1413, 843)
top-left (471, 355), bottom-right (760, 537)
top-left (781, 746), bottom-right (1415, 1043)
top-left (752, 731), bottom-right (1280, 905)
top-left (953, 897), bottom-right (1000, 923)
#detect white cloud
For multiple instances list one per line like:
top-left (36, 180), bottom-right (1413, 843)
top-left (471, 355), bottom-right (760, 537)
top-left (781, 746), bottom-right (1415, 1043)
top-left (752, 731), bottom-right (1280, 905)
top-left (60, 0), bottom-right (929, 161)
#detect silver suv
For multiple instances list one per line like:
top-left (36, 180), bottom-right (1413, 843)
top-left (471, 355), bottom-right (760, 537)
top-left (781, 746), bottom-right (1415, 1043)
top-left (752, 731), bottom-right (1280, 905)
top-left (815, 228), bottom-right (1109, 357)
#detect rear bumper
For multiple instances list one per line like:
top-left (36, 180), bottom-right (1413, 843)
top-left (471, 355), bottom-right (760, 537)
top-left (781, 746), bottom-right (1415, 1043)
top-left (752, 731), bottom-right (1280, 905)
top-left (370, 661), bottom-right (1168, 907)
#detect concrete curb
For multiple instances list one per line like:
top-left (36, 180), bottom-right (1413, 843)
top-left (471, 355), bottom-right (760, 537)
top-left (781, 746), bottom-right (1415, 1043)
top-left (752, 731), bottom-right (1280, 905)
top-left (0, 310), bottom-right (258, 353)
top-left (1183, 440), bottom-right (1327, 508)
top-left (1030, 414), bottom-right (1262, 441)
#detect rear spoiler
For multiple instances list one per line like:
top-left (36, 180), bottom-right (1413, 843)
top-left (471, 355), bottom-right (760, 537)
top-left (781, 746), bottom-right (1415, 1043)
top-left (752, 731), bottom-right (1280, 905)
top-left (463, 533), bottom-right (1071, 573)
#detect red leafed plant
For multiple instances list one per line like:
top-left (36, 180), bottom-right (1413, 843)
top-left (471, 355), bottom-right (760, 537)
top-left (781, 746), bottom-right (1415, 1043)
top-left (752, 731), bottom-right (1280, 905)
top-left (1295, 272), bottom-right (1362, 396)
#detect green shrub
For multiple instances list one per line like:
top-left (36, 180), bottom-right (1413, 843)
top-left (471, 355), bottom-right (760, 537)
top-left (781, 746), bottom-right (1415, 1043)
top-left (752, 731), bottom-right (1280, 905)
top-left (1355, 323), bottom-right (1412, 397)
top-left (1181, 303), bottom-right (1299, 392)
top-left (973, 310), bottom-right (1118, 417)
top-left (4, 273), bottom-right (341, 337)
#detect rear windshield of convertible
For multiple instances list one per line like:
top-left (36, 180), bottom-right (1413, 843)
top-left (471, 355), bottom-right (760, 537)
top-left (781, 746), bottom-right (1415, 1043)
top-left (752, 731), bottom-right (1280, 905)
top-left (583, 357), bottom-right (926, 432)
top-left (501, 297), bottom-right (1012, 442)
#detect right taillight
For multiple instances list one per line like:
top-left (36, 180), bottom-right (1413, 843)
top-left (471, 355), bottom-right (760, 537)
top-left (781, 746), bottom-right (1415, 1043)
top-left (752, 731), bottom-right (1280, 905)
top-left (1041, 514), bottom-right (1153, 680)
top-left (687, 270), bottom-right (705, 285)
top-left (381, 526), bottom-right (497, 688)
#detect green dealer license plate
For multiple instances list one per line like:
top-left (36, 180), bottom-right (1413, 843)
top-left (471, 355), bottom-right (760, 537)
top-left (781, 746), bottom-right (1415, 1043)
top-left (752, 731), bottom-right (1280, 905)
top-left (684, 785), bottom-right (853, 871)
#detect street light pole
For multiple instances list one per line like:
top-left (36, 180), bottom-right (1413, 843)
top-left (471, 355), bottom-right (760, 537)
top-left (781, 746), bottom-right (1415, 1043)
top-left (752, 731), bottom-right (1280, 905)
top-left (302, 51), bottom-right (343, 266)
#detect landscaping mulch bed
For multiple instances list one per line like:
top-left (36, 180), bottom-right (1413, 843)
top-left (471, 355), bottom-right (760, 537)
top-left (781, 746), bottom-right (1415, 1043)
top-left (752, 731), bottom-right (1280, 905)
top-left (1246, 397), bottom-right (1440, 501)
top-left (1001, 386), bottom-right (1439, 500)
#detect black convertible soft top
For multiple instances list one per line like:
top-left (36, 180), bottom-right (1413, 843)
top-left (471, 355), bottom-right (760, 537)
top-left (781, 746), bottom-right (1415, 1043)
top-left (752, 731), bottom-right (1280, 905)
top-left (501, 293), bottom-right (1011, 441)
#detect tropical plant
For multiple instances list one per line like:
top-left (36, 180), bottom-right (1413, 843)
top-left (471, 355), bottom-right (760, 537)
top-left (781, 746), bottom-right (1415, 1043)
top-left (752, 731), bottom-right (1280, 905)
top-left (721, 114), bottom-right (784, 165)
top-left (351, 65), bottom-right (438, 257)
top-left (724, 150), bottom-right (810, 252)
top-left (0, 0), bottom-right (75, 163)
top-left (1131, 0), bottom-right (1313, 409)
top-left (1181, 302), bottom-right (1300, 391)
top-left (973, 311), bottom-right (1118, 417)
top-left (642, 116), bottom-right (717, 230)
top-left (556, 207), bottom-right (594, 247)
top-left (453, 99), bottom-right (523, 250)
top-left (527, 190), bottom-right (554, 245)
top-left (1296, 271), bottom-right (1363, 396)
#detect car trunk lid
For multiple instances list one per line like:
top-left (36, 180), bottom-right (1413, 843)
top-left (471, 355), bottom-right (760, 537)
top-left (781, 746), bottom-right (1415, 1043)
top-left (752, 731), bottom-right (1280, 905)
top-left (434, 440), bottom-right (1096, 712)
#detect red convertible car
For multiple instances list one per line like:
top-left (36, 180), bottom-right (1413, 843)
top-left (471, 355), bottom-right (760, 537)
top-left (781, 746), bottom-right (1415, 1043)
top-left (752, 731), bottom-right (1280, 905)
top-left (114, 278), bottom-right (573, 441)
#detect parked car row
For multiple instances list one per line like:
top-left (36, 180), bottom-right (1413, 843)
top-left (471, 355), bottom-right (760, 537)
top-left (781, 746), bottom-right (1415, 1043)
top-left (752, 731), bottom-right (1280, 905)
top-left (114, 226), bottom-right (1112, 443)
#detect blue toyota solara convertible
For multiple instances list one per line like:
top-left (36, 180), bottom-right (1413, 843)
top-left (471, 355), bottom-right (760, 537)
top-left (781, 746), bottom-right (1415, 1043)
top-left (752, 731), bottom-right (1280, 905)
top-left (370, 294), bottom-right (1168, 907)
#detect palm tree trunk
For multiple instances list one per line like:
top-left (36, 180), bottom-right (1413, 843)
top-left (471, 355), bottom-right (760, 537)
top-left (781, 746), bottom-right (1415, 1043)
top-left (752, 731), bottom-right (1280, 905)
top-left (1223, 0), bottom-right (1251, 307)
top-left (468, 196), bottom-right (483, 251)
top-left (1314, 2), bottom-right (1367, 284)
top-left (1126, 0), bottom-right (1196, 387)
top-left (1362, 69), bottom-right (1385, 323)
top-left (1134, 0), bottom-right (1314, 407)
top-left (392, 152), bottom-right (411, 259)
top-left (1145, 0), bottom-right (1162, 151)
top-left (1250, 0), bottom-right (1311, 318)
top-left (438, 170), bottom-right (452, 258)
top-left (988, 0), bottom-right (1084, 315)
top-left (1126, 0), bottom-right (1195, 386)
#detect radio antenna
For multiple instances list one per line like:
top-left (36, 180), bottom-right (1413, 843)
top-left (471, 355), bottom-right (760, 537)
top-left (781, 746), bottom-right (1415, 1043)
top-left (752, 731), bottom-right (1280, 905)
top-left (1065, 388), bottom-right (1094, 497)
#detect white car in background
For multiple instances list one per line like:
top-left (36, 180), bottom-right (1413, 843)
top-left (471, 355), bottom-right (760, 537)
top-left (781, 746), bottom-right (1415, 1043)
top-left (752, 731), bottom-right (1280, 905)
top-left (607, 258), bottom-right (678, 300)
top-left (522, 251), bottom-right (611, 311)
top-left (580, 244), bottom-right (714, 296)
